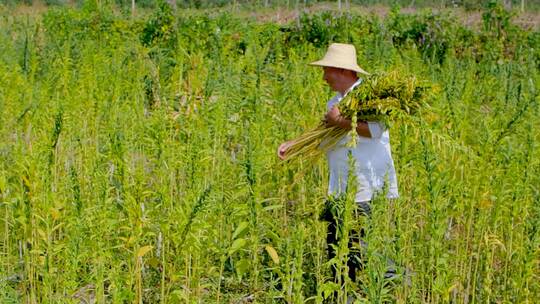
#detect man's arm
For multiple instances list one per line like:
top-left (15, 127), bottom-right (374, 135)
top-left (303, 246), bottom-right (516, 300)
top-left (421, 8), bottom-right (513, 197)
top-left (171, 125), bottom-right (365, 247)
top-left (325, 106), bottom-right (377, 138)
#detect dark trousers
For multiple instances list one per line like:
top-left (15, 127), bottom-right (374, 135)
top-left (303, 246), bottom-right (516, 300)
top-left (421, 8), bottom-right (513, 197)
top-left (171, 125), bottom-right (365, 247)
top-left (321, 199), bottom-right (371, 282)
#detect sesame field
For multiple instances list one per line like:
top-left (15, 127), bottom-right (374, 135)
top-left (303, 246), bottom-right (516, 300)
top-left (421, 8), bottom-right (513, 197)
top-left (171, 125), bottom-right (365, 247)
top-left (0, 1), bottom-right (539, 303)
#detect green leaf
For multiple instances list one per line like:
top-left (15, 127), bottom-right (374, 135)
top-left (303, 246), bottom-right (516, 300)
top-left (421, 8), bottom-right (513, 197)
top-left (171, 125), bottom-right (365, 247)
top-left (235, 258), bottom-right (251, 279)
top-left (228, 238), bottom-right (247, 255)
top-left (319, 282), bottom-right (340, 299)
top-left (232, 221), bottom-right (249, 240)
top-left (136, 245), bottom-right (153, 257)
top-left (263, 204), bottom-right (282, 211)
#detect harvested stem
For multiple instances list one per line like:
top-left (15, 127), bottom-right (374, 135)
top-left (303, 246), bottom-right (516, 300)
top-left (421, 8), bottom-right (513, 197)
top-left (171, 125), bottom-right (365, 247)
top-left (284, 124), bottom-right (347, 160)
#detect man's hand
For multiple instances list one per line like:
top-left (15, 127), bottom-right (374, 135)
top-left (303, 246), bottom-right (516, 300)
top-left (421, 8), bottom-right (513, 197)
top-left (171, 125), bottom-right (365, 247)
top-left (325, 106), bottom-right (349, 129)
top-left (277, 141), bottom-right (294, 160)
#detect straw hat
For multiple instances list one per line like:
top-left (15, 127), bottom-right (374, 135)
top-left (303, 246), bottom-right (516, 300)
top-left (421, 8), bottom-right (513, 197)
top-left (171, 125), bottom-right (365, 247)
top-left (309, 43), bottom-right (369, 75)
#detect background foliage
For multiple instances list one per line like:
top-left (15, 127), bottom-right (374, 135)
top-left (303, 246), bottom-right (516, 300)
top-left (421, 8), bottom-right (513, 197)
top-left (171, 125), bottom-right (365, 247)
top-left (1, 0), bottom-right (540, 11)
top-left (0, 0), bottom-right (539, 302)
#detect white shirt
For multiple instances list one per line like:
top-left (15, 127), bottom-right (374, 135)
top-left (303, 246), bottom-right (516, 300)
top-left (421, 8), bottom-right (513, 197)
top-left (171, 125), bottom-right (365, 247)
top-left (326, 79), bottom-right (399, 202)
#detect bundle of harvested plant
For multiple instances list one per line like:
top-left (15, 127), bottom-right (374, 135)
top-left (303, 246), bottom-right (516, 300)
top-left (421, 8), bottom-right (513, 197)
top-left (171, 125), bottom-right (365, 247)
top-left (284, 70), bottom-right (431, 161)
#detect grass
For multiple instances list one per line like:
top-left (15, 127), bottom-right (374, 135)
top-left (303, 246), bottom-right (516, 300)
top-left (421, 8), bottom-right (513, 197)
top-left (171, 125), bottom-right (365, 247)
top-left (0, 3), bottom-right (539, 303)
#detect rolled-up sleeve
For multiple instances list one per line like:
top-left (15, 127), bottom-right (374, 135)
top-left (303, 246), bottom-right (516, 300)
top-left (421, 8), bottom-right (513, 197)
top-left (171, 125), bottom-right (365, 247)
top-left (367, 121), bottom-right (384, 139)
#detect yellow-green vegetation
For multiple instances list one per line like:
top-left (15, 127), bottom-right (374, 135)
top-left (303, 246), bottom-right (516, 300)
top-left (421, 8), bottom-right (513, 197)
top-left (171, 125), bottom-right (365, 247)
top-left (0, 1), bottom-right (539, 303)
top-left (284, 70), bottom-right (431, 161)
top-left (342, 70), bottom-right (429, 124)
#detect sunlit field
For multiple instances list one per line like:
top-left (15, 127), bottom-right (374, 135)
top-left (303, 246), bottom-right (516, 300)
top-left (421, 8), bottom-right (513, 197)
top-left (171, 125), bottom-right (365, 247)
top-left (0, 1), bottom-right (539, 303)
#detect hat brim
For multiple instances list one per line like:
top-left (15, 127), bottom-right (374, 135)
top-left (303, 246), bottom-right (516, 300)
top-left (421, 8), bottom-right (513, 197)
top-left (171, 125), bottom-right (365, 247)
top-left (309, 60), bottom-right (370, 75)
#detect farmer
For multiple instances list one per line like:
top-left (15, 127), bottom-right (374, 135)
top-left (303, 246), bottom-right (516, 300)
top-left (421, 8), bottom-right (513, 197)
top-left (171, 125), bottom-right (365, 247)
top-left (277, 43), bottom-right (399, 283)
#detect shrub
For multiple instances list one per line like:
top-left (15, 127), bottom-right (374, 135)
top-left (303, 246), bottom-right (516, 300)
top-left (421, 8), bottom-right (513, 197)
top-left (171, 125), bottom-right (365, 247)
top-left (386, 7), bottom-right (454, 64)
top-left (140, 0), bottom-right (177, 51)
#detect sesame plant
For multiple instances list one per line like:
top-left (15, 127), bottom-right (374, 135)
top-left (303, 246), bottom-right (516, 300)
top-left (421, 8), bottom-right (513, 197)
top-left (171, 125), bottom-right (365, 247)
top-left (0, 1), bottom-right (539, 303)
